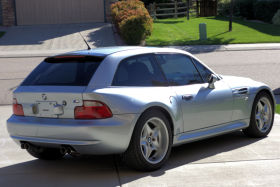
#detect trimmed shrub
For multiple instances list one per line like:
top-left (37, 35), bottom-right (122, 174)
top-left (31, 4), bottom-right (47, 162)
top-left (272, 9), bottom-right (280, 25)
top-left (111, 0), bottom-right (153, 45)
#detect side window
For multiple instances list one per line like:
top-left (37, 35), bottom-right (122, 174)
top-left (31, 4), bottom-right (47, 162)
top-left (155, 54), bottom-right (203, 86)
top-left (112, 54), bottom-right (167, 86)
top-left (192, 58), bottom-right (213, 82)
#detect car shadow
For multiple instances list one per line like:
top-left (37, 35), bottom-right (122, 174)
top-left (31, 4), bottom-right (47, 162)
top-left (0, 131), bottom-right (264, 186)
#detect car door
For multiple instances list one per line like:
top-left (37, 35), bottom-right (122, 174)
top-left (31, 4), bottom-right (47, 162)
top-left (155, 53), bottom-right (234, 132)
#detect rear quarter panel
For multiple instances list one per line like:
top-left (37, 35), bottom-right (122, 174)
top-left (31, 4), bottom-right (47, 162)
top-left (82, 87), bottom-right (184, 135)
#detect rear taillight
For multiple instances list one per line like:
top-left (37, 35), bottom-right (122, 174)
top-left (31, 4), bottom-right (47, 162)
top-left (74, 100), bottom-right (112, 119)
top-left (13, 98), bottom-right (24, 116)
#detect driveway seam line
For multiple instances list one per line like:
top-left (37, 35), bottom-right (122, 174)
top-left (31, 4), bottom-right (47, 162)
top-left (186, 157), bottom-right (280, 166)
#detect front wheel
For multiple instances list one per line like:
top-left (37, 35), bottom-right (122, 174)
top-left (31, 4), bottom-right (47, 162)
top-left (123, 110), bottom-right (172, 171)
top-left (243, 92), bottom-right (274, 138)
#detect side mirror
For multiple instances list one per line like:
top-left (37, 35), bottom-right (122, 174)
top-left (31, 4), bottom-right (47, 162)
top-left (208, 74), bottom-right (218, 89)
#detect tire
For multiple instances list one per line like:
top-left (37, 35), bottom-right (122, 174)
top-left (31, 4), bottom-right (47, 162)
top-left (123, 109), bottom-right (172, 171)
top-left (243, 92), bottom-right (274, 138)
top-left (27, 146), bottom-right (65, 160)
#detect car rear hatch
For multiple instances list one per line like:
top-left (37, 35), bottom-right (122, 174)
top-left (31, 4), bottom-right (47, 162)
top-left (13, 55), bottom-right (104, 119)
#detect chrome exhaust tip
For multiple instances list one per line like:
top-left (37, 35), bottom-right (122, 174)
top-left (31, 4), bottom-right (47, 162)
top-left (60, 147), bottom-right (68, 154)
top-left (60, 145), bottom-right (74, 155)
top-left (20, 142), bottom-right (30, 150)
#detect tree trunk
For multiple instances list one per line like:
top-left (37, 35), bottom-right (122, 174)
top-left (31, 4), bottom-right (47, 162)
top-left (229, 0), bottom-right (234, 32)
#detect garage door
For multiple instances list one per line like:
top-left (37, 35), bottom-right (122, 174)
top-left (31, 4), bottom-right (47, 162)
top-left (15, 0), bottom-right (104, 25)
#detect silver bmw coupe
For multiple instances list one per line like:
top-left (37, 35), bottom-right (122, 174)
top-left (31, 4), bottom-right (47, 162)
top-left (7, 47), bottom-right (275, 171)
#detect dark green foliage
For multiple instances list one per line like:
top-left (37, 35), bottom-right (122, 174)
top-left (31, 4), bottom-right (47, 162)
top-left (237, 0), bottom-right (256, 19)
top-left (254, 0), bottom-right (280, 22)
top-left (218, 0), bottom-right (280, 23)
top-left (141, 0), bottom-right (173, 5)
top-left (272, 9), bottom-right (280, 25)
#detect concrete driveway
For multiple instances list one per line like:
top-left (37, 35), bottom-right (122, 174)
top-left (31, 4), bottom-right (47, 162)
top-left (1, 105), bottom-right (280, 187)
top-left (0, 23), bottom-right (116, 57)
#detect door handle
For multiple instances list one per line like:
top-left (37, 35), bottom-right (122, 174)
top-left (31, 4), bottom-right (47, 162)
top-left (182, 94), bottom-right (193, 101)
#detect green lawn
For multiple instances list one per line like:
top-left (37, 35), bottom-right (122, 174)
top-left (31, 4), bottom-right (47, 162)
top-left (146, 16), bottom-right (280, 46)
top-left (0, 32), bottom-right (5, 38)
top-left (276, 105), bottom-right (280, 114)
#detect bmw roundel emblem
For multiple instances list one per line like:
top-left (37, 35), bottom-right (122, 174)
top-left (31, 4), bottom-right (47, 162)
top-left (42, 94), bottom-right (47, 101)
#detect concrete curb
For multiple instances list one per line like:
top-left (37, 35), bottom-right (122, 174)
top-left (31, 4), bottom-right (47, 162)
top-left (169, 43), bottom-right (280, 53)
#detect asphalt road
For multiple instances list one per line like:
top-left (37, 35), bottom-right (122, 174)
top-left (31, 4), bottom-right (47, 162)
top-left (0, 50), bottom-right (279, 105)
top-left (196, 50), bottom-right (280, 94)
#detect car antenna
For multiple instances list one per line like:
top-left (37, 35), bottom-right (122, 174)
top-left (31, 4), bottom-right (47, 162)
top-left (78, 30), bottom-right (91, 50)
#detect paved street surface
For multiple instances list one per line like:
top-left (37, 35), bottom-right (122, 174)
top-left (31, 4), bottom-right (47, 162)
top-left (195, 50), bottom-right (280, 94)
top-left (0, 50), bottom-right (279, 105)
top-left (0, 23), bottom-right (116, 57)
top-left (0, 105), bottom-right (280, 186)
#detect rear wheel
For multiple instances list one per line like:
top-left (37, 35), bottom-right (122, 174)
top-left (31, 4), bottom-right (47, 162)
top-left (27, 147), bottom-right (65, 160)
top-left (243, 92), bottom-right (274, 138)
top-left (123, 110), bottom-right (172, 171)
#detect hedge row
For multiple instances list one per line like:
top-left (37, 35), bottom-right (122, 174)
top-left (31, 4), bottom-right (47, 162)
top-left (111, 0), bottom-right (153, 45)
top-left (218, 0), bottom-right (280, 23)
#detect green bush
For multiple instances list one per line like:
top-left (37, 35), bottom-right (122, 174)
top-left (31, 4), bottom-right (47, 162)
top-left (218, 0), bottom-right (252, 17)
top-left (237, 0), bottom-right (256, 19)
top-left (254, 0), bottom-right (280, 22)
top-left (218, 0), bottom-right (280, 23)
top-left (111, 0), bottom-right (153, 45)
top-left (217, 0), bottom-right (231, 16)
top-left (272, 9), bottom-right (280, 25)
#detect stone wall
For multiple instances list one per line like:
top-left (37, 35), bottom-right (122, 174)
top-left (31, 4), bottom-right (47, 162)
top-left (0, 0), bottom-right (2, 25)
top-left (105, 0), bottom-right (118, 22)
top-left (1, 0), bottom-right (16, 26)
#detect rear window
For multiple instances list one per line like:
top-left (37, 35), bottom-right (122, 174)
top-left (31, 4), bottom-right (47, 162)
top-left (21, 56), bottom-right (103, 86)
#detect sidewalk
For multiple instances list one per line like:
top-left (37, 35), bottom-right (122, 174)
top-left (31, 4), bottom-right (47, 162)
top-left (0, 23), bottom-right (116, 58)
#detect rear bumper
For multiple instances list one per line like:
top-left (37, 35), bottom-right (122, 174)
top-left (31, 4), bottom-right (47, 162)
top-left (6, 114), bottom-right (139, 155)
